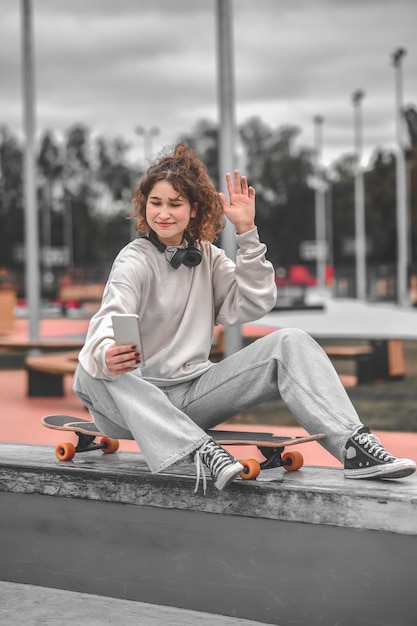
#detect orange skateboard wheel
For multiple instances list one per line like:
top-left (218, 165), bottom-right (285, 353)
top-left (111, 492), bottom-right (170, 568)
top-left (100, 437), bottom-right (119, 454)
top-left (282, 450), bottom-right (304, 471)
top-left (239, 458), bottom-right (261, 480)
top-left (55, 442), bottom-right (76, 462)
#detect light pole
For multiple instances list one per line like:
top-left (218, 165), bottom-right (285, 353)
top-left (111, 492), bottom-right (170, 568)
top-left (391, 47), bottom-right (410, 306)
top-left (21, 0), bottom-right (41, 339)
top-left (313, 115), bottom-right (326, 291)
top-left (135, 126), bottom-right (160, 164)
top-left (352, 89), bottom-right (367, 301)
top-left (216, 0), bottom-right (242, 355)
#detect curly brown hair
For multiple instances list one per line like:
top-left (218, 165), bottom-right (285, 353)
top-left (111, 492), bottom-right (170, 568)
top-left (132, 143), bottom-right (225, 244)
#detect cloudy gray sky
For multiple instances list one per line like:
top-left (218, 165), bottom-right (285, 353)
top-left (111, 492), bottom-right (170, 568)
top-left (1, 0), bottom-right (416, 167)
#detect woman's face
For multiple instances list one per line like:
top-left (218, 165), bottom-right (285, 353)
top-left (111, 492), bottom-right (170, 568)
top-left (145, 180), bottom-right (197, 247)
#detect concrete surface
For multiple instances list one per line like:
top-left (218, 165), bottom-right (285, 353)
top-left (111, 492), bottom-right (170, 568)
top-left (1, 445), bottom-right (416, 625)
top-left (0, 581), bottom-right (272, 625)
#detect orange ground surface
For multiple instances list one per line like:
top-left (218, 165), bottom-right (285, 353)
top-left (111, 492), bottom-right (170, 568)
top-left (1, 318), bottom-right (417, 468)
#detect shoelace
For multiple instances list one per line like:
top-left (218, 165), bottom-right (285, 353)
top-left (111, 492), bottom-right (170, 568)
top-left (354, 432), bottom-right (395, 462)
top-left (194, 448), bottom-right (207, 495)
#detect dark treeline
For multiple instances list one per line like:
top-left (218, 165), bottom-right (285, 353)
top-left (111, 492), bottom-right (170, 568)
top-left (0, 112), bottom-right (416, 297)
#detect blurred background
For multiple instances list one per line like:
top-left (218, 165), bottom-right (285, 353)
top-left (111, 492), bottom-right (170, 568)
top-left (1, 0), bottom-right (417, 434)
top-left (1, 0), bottom-right (416, 303)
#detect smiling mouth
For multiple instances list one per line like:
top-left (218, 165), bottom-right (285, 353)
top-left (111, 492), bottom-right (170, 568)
top-left (156, 222), bottom-right (175, 227)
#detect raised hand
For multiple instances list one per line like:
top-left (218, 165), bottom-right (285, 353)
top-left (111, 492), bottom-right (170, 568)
top-left (219, 170), bottom-right (256, 234)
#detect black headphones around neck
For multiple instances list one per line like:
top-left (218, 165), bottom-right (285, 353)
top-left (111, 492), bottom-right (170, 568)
top-left (143, 230), bottom-right (202, 269)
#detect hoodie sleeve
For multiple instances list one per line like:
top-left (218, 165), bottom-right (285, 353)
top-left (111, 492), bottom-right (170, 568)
top-left (77, 245), bottom-right (148, 380)
top-left (77, 281), bottom-right (141, 380)
top-left (212, 227), bottom-right (277, 326)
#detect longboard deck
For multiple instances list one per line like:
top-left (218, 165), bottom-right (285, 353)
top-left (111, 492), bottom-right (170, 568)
top-left (42, 415), bottom-right (104, 437)
top-left (210, 430), bottom-right (326, 448)
top-left (42, 415), bottom-right (325, 448)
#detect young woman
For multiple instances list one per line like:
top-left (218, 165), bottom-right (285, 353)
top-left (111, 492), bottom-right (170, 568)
top-left (73, 143), bottom-right (415, 492)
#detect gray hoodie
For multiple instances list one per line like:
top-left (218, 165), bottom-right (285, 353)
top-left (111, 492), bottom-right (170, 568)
top-left (78, 227), bottom-right (277, 385)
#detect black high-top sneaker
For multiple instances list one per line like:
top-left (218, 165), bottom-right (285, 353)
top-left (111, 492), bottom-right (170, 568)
top-left (194, 439), bottom-right (243, 493)
top-left (344, 427), bottom-right (416, 479)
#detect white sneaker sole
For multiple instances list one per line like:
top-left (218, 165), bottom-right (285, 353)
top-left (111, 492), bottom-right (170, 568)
top-left (214, 462), bottom-right (244, 490)
top-left (344, 458), bottom-right (416, 480)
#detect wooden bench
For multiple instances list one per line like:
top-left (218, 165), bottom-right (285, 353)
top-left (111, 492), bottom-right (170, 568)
top-left (0, 288), bottom-right (17, 334)
top-left (26, 350), bottom-right (79, 397)
top-left (0, 339), bottom-right (84, 370)
top-left (322, 339), bottom-right (405, 385)
top-left (322, 345), bottom-right (371, 388)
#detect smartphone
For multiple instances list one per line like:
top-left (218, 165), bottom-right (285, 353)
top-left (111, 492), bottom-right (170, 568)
top-left (111, 314), bottom-right (145, 367)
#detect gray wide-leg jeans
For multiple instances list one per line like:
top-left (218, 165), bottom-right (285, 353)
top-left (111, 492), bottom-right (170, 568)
top-left (73, 328), bottom-right (363, 473)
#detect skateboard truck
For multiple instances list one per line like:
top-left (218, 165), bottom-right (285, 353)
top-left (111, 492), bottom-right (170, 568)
top-left (258, 445), bottom-right (297, 470)
top-left (53, 430), bottom-right (119, 461)
top-left (238, 445), bottom-right (305, 479)
top-left (64, 431), bottom-right (111, 454)
top-left (55, 431), bottom-right (119, 461)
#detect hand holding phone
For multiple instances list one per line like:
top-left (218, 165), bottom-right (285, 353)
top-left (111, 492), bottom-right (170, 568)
top-left (111, 314), bottom-right (145, 368)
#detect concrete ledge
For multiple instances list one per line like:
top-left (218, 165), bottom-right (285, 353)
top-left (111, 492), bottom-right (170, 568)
top-left (0, 444), bottom-right (416, 535)
top-left (1, 444), bottom-right (417, 625)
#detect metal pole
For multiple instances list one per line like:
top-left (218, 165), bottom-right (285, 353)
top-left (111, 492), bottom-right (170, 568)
top-left (392, 48), bottom-right (410, 306)
top-left (135, 126), bottom-right (160, 163)
top-left (313, 115), bottom-right (326, 290)
top-left (326, 181), bottom-right (334, 275)
top-left (216, 0), bottom-right (242, 355)
top-left (63, 194), bottom-right (74, 268)
top-left (21, 0), bottom-right (40, 339)
top-left (352, 89), bottom-right (367, 300)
